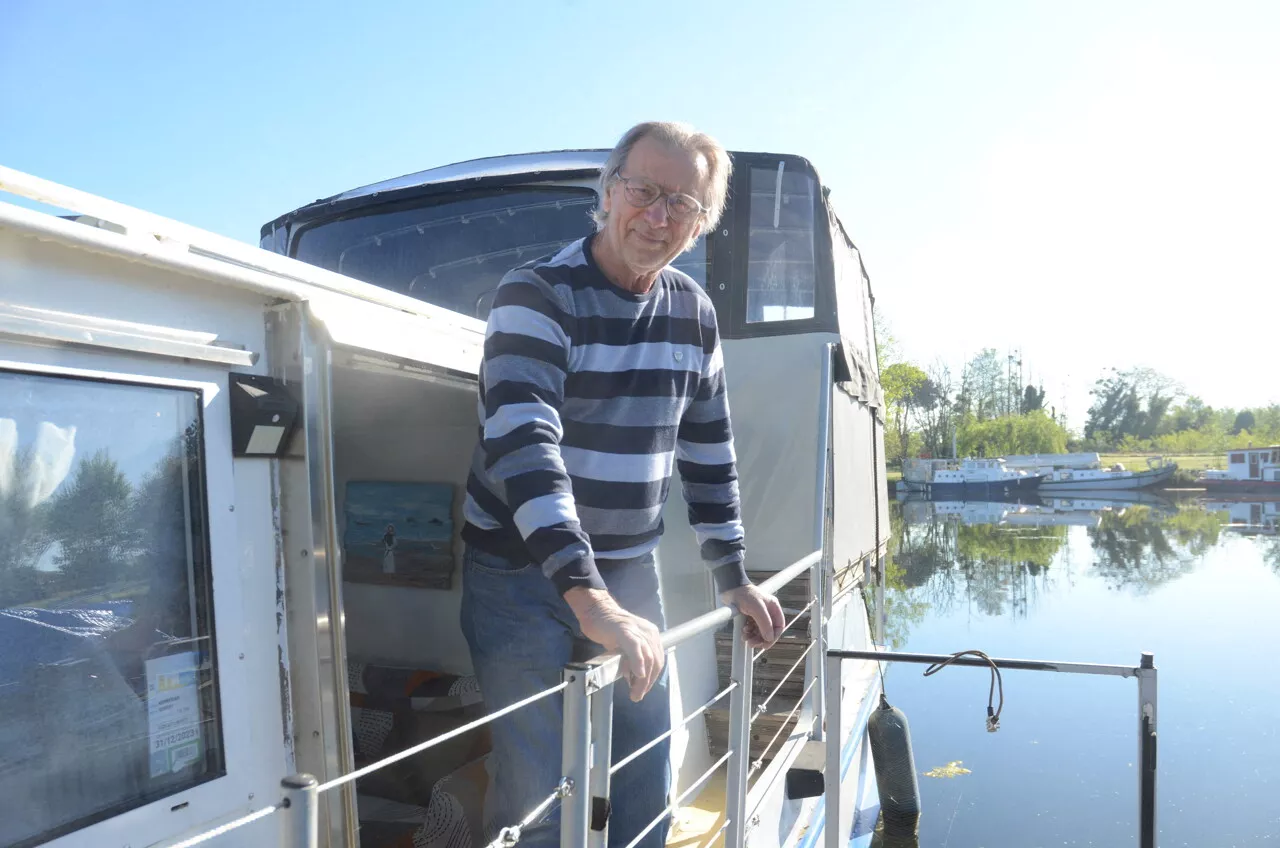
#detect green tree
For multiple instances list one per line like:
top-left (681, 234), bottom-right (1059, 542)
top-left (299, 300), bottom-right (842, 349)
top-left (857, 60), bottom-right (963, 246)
top-left (882, 362), bottom-right (929, 464)
top-left (0, 446), bottom-right (49, 606)
top-left (958, 411), bottom-right (1069, 457)
top-left (46, 451), bottom-right (138, 592)
top-left (1021, 385), bottom-right (1046, 414)
top-left (1232, 410), bottom-right (1257, 435)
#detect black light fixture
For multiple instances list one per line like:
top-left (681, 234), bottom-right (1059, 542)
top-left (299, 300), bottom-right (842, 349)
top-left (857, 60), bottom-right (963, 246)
top-left (228, 372), bottom-right (300, 458)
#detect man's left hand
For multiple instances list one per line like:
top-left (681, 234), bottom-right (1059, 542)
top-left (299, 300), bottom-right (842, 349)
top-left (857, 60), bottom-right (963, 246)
top-left (720, 584), bottom-right (786, 650)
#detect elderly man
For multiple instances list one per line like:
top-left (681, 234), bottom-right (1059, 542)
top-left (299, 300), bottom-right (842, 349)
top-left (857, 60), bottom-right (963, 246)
top-left (460, 121), bottom-right (784, 848)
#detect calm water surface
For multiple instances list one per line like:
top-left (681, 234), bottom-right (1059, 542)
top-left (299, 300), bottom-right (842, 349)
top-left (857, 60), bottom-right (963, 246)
top-left (876, 492), bottom-right (1280, 847)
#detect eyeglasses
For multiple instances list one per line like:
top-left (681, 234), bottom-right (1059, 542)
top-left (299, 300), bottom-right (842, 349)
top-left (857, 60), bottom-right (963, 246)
top-left (613, 172), bottom-right (708, 224)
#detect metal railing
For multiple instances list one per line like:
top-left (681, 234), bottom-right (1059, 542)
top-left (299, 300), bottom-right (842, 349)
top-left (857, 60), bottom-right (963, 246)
top-left (560, 549), bottom-right (828, 848)
top-left (144, 547), bottom-right (833, 848)
top-left (826, 648), bottom-right (1159, 848)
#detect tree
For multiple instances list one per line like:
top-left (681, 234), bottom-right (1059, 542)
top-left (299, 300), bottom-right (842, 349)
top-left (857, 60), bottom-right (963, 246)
top-left (917, 359), bottom-right (956, 458)
top-left (0, 446), bottom-right (48, 606)
top-left (1021, 385), bottom-right (1046, 414)
top-left (45, 451), bottom-right (138, 592)
top-left (1084, 367), bottom-right (1182, 445)
top-left (1232, 410), bottom-right (1257, 435)
top-left (872, 302), bottom-right (898, 375)
top-left (958, 411), bottom-right (1069, 457)
top-left (882, 362), bottom-right (928, 463)
top-left (960, 349), bottom-right (1005, 422)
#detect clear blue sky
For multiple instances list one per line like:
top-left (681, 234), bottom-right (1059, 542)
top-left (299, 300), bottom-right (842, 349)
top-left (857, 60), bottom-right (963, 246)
top-left (3, 1), bottom-right (1277, 426)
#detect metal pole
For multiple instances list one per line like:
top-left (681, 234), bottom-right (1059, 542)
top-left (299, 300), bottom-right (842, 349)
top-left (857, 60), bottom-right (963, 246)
top-left (561, 664), bottom-right (591, 848)
top-left (808, 555), bottom-right (826, 742)
top-left (588, 684), bottom-right (615, 848)
top-left (724, 617), bottom-right (754, 848)
top-left (1138, 652), bottom-right (1158, 848)
top-left (280, 774), bottom-right (319, 848)
top-left (810, 345), bottom-right (833, 741)
top-left (824, 654), bottom-right (843, 848)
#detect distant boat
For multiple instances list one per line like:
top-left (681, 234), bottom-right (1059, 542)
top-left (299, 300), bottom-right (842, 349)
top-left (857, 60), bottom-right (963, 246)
top-left (926, 458), bottom-right (1045, 497)
top-left (1195, 446), bottom-right (1280, 494)
top-left (1035, 456), bottom-right (1178, 492)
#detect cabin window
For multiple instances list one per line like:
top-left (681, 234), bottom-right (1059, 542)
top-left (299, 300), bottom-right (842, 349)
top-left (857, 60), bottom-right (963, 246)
top-left (0, 370), bottom-right (223, 845)
top-left (1230, 453), bottom-right (1246, 463)
top-left (744, 164), bottom-right (818, 323)
top-left (293, 186), bottom-right (706, 321)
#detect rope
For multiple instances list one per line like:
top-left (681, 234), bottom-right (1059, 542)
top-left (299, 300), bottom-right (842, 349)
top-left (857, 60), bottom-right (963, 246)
top-left (318, 681), bottom-right (569, 793)
top-left (485, 777), bottom-right (574, 848)
top-left (159, 803), bottom-right (282, 848)
top-left (923, 650), bottom-right (1004, 732)
top-left (611, 682), bottom-right (736, 776)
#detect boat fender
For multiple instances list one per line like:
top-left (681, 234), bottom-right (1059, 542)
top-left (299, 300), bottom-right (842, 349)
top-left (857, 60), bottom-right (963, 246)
top-left (867, 693), bottom-right (921, 827)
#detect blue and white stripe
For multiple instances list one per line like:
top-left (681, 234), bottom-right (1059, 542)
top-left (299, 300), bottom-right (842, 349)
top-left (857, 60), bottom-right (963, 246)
top-left (462, 236), bottom-right (747, 594)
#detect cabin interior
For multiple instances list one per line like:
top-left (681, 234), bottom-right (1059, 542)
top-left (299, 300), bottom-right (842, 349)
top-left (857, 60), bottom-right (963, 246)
top-left (293, 335), bottom-right (848, 848)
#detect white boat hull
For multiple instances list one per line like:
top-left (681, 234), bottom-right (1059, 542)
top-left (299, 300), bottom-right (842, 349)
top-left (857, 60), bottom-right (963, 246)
top-left (1037, 464), bottom-right (1176, 492)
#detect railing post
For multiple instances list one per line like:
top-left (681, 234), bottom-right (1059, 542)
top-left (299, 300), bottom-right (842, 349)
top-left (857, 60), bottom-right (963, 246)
top-left (1138, 652), bottom-right (1158, 848)
top-left (808, 556), bottom-right (826, 741)
top-left (824, 654), bottom-right (843, 848)
top-left (588, 678), bottom-right (614, 848)
top-left (724, 616), bottom-right (754, 848)
top-left (561, 664), bottom-right (591, 848)
top-left (281, 774), bottom-right (319, 848)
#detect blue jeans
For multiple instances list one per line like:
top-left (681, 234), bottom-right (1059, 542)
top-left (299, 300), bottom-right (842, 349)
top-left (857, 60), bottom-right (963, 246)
top-left (460, 545), bottom-right (671, 848)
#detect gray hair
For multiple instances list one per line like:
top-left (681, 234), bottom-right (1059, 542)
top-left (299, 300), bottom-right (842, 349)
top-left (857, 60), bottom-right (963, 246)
top-left (592, 121), bottom-right (733, 235)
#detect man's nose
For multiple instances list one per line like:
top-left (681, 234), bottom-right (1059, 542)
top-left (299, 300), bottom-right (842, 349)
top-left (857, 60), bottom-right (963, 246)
top-left (643, 196), bottom-right (670, 226)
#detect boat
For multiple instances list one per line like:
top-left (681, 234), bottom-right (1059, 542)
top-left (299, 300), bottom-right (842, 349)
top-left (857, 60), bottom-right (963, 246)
top-left (1195, 447), bottom-right (1280, 494)
top-left (922, 458), bottom-right (1044, 498)
top-left (0, 150), bottom-right (889, 848)
top-left (1034, 456), bottom-right (1177, 492)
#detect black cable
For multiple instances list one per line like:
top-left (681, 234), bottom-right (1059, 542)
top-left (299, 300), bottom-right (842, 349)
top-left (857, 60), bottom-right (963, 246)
top-left (922, 649), bottom-right (1004, 732)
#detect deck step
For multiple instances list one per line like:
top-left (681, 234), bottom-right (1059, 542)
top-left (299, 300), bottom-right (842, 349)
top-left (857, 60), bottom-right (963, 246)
top-left (704, 698), bottom-right (805, 763)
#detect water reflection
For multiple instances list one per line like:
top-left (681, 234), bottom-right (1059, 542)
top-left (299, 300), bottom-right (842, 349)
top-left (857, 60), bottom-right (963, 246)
top-left (882, 489), bottom-right (1280, 845)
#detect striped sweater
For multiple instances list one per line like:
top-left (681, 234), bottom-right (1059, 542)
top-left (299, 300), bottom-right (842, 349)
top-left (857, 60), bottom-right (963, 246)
top-left (462, 234), bottom-right (748, 596)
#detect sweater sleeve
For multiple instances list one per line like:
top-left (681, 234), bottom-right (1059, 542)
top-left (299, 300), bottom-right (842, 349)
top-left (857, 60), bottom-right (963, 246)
top-left (479, 270), bottom-right (605, 594)
top-left (675, 309), bottom-right (748, 593)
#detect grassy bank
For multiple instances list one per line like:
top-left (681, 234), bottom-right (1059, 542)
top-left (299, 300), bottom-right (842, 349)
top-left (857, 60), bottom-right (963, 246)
top-left (1100, 453), bottom-right (1222, 472)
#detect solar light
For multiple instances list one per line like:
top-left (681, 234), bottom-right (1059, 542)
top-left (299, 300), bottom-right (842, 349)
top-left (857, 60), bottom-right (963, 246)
top-left (228, 372), bottom-right (300, 457)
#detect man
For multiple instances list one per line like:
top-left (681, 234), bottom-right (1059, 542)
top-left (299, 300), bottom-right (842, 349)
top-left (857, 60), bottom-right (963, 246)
top-left (460, 121), bottom-right (784, 848)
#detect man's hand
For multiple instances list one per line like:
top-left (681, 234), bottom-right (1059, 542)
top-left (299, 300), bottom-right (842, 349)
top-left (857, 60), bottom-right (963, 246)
top-left (564, 588), bottom-right (665, 702)
top-left (720, 584), bottom-right (785, 650)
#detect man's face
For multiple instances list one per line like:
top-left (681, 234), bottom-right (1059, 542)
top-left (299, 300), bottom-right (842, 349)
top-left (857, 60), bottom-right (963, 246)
top-left (600, 135), bottom-right (707, 277)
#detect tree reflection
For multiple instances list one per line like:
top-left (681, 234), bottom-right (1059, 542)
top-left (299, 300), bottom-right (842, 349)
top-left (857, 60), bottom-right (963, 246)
top-left (1087, 504), bottom-right (1224, 592)
top-left (884, 500), bottom-right (1066, 636)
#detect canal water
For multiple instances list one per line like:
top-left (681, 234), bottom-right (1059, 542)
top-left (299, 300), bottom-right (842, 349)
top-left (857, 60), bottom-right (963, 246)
top-left (875, 492), bottom-right (1280, 847)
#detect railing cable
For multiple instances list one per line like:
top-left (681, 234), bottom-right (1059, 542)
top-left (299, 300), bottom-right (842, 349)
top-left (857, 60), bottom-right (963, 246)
top-left (749, 678), bottom-right (818, 777)
top-left (317, 681), bottom-right (568, 794)
top-left (156, 803), bottom-right (283, 848)
top-left (622, 751), bottom-right (733, 848)
top-left (485, 777), bottom-right (574, 848)
top-left (611, 681), bottom-right (737, 776)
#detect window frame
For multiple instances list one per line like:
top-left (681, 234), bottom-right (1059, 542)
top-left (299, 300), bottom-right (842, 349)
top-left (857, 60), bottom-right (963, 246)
top-left (0, 352), bottom-right (259, 848)
top-left (718, 153), bottom-right (839, 339)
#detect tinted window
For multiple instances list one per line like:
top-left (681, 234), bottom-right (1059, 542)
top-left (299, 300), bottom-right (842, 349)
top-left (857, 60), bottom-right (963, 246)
top-left (0, 371), bottom-right (223, 845)
top-left (745, 164), bottom-right (818, 323)
top-left (295, 188), bottom-right (709, 321)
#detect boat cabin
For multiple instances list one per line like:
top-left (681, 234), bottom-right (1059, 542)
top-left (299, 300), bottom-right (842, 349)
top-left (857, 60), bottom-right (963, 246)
top-left (1225, 447), bottom-right (1280, 482)
top-left (0, 149), bottom-right (889, 848)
